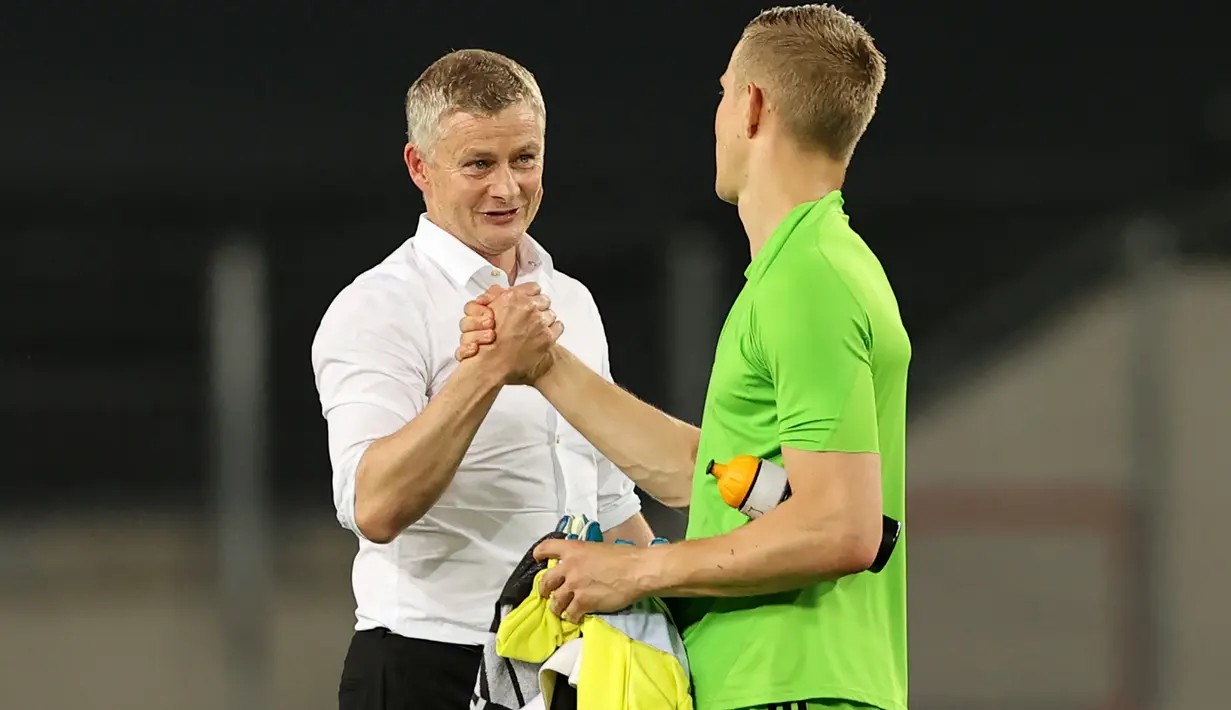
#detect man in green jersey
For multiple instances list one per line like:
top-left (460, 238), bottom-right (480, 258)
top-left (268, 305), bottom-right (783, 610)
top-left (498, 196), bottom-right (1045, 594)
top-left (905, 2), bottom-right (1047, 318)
top-left (454, 5), bottom-right (907, 710)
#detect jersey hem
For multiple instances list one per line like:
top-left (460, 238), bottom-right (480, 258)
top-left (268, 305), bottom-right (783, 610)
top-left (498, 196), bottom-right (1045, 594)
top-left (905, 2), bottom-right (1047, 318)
top-left (353, 616), bottom-right (491, 647)
top-left (697, 684), bottom-right (906, 710)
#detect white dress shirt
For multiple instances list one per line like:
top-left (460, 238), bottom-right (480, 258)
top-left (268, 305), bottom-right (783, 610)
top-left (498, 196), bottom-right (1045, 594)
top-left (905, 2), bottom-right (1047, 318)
top-left (311, 215), bottom-right (642, 646)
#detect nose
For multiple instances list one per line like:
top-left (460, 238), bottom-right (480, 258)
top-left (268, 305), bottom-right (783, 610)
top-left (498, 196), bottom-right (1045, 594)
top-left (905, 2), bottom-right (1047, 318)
top-left (486, 164), bottom-right (518, 201)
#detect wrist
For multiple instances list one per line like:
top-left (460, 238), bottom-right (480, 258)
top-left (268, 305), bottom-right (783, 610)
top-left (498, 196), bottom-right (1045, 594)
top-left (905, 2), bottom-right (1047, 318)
top-left (634, 541), bottom-right (681, 598)
top-left (530, 344), bottom-right (566, 389)
top-left (456, 356), bottom-right (507, 395)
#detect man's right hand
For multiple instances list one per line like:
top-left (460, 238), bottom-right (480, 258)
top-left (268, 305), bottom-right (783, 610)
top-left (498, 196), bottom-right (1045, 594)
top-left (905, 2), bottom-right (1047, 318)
top-left (457, 283), bottom-right (563, 384)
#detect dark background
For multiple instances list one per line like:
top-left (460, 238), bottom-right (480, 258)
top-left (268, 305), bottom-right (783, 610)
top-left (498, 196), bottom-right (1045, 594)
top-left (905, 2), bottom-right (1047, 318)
top-left (5, 0), bottom-right (1228, 508)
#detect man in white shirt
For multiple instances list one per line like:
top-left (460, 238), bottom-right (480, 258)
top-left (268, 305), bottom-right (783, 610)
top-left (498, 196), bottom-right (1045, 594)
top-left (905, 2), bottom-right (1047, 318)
top-left (310, 49), bottom-right (664, 710)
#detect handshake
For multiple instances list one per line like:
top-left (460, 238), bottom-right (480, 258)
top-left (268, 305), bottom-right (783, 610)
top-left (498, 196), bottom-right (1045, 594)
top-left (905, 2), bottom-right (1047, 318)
top-left (453, 283), bottom-right (564, 385)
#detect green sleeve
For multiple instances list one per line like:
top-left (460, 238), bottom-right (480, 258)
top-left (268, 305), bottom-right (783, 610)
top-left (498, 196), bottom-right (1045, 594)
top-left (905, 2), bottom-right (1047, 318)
top-left (749, 260), bottom-right (880, 454)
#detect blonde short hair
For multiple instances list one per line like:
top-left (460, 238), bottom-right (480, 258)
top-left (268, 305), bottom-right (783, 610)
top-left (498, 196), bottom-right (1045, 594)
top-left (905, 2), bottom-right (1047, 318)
top-left (405, 49), bottom-right (546, 156)
top-left (734, 4), bottom-right (886, 161)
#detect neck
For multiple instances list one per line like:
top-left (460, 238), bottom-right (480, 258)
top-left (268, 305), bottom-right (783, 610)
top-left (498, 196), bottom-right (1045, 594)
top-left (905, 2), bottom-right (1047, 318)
top-left (737, 140), bottom-right (846, 259)
top-left (424, 210), bottom-right (520, 285)
top-left (491, 249), bottom-right (519, 286)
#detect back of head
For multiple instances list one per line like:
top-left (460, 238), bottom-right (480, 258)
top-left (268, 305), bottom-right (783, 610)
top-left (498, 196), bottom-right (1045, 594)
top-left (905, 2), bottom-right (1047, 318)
top-left (405, 49), bottom-right (546, 156)
top-left (734, 4), bottom-right (885, 162)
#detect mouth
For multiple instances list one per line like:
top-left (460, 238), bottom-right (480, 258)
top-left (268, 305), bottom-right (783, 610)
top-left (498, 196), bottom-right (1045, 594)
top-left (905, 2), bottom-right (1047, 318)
top-left (480, 207), bottom-right (521, 225)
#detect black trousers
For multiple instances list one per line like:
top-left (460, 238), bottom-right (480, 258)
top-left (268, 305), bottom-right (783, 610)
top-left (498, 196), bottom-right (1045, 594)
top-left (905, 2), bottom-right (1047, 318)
top-left (338, 628), bottom-right (482, 710)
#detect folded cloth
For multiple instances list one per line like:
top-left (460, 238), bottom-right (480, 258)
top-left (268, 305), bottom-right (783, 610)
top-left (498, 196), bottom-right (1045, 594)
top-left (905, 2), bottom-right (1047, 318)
top-left (471, 515), bottom-right (692, 710)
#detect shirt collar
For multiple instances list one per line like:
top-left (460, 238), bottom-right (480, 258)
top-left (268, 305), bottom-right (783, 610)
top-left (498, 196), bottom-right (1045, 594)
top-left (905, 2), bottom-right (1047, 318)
top-left (411, 213), bottom-right (554, 289)
top-left (744, 190), bottom-right (844, 283)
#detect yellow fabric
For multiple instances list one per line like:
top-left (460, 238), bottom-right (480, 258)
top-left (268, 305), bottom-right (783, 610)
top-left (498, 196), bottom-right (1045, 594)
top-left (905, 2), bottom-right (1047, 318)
top-left (577, 615), bottom-right (693, 710)
top-left (495, 567), bottom-right (582, 664)
top-left (495, 566), bottom-right (693, 709)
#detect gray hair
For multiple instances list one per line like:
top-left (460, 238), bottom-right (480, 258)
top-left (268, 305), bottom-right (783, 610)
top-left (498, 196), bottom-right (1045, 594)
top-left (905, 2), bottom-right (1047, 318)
top-left (405, 49), bottom-right (547, 157)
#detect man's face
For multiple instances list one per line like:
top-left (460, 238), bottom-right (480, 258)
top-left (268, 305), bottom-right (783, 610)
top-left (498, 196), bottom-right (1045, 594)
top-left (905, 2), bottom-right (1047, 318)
top-left (407, 103), bottom-right (544, 258)
top-left (714, 54), bottom-right (750, 205)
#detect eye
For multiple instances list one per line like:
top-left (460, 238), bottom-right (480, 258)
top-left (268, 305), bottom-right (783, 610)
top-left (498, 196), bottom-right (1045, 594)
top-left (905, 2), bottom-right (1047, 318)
top-left (469, 159), bottom-right (490, 170)
top-left (517, 154), bottom-right (537, 164)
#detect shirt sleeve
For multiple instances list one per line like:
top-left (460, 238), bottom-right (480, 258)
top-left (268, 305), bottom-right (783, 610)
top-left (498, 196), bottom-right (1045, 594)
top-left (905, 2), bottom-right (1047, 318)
top-left (749, 259), bottom-right (880, 454)
top-left (311, 292), bottom-right (432, 539)
top-left (583, 287), bottom-right (643, 531)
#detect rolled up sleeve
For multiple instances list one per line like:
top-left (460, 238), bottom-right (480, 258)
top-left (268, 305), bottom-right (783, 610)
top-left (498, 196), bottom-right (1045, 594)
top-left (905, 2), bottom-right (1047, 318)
top-left (311, 295), bottom-right (430, 539)
top-left (596, 457), bottom-right (642, 532)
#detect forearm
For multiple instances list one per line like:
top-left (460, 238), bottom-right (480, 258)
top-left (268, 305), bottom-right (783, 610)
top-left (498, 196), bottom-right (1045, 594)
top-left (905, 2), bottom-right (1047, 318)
top-left (640, 497), bottom-right (878, 597)
top-left (604, 512), bottom-right (656, 546)
top-left (535, 345), bottom-right (697, 506)
top-left (354, 360), bottom-right (503, 542)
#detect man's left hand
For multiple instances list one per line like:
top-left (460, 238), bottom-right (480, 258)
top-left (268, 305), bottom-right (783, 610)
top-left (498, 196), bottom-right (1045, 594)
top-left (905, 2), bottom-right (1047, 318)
top-left (533, 538), bottom-right (652, 622)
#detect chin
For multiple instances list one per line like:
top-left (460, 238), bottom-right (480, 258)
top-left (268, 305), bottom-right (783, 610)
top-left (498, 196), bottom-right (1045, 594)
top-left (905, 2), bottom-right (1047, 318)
top-left (477, 223), bottom-right (524, 253)
top-left (714, 170), bottom-right (736, 204)
top-left (494, 219), bottom-right (528, 242)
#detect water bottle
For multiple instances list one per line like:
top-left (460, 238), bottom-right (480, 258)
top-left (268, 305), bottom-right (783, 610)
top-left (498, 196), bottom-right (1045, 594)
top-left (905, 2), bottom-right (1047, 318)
top-left (705, 455), bottom-right (902, 573)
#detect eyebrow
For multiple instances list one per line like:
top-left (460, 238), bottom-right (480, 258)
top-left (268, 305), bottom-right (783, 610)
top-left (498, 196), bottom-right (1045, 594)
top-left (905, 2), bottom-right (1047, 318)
top-left (464, 142), bottom-right (541, 160)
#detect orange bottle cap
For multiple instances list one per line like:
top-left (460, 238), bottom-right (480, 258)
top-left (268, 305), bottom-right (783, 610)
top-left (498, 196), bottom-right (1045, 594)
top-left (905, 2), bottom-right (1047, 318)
top-left (706, 456), bottom-right (761, 509)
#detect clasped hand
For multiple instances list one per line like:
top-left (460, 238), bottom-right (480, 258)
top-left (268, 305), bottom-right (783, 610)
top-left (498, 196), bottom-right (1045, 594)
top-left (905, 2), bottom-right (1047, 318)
top-left (455, 283), bottom-right (562, 384)
top-left (532, 538), bottom-right (652, 622)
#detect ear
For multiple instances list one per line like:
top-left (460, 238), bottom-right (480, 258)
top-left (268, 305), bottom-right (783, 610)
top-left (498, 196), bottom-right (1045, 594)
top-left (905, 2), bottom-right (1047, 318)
top-left (404, 143), bottom-right (430, 192)
top-left (745, 81), bottom-right (765, 139)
